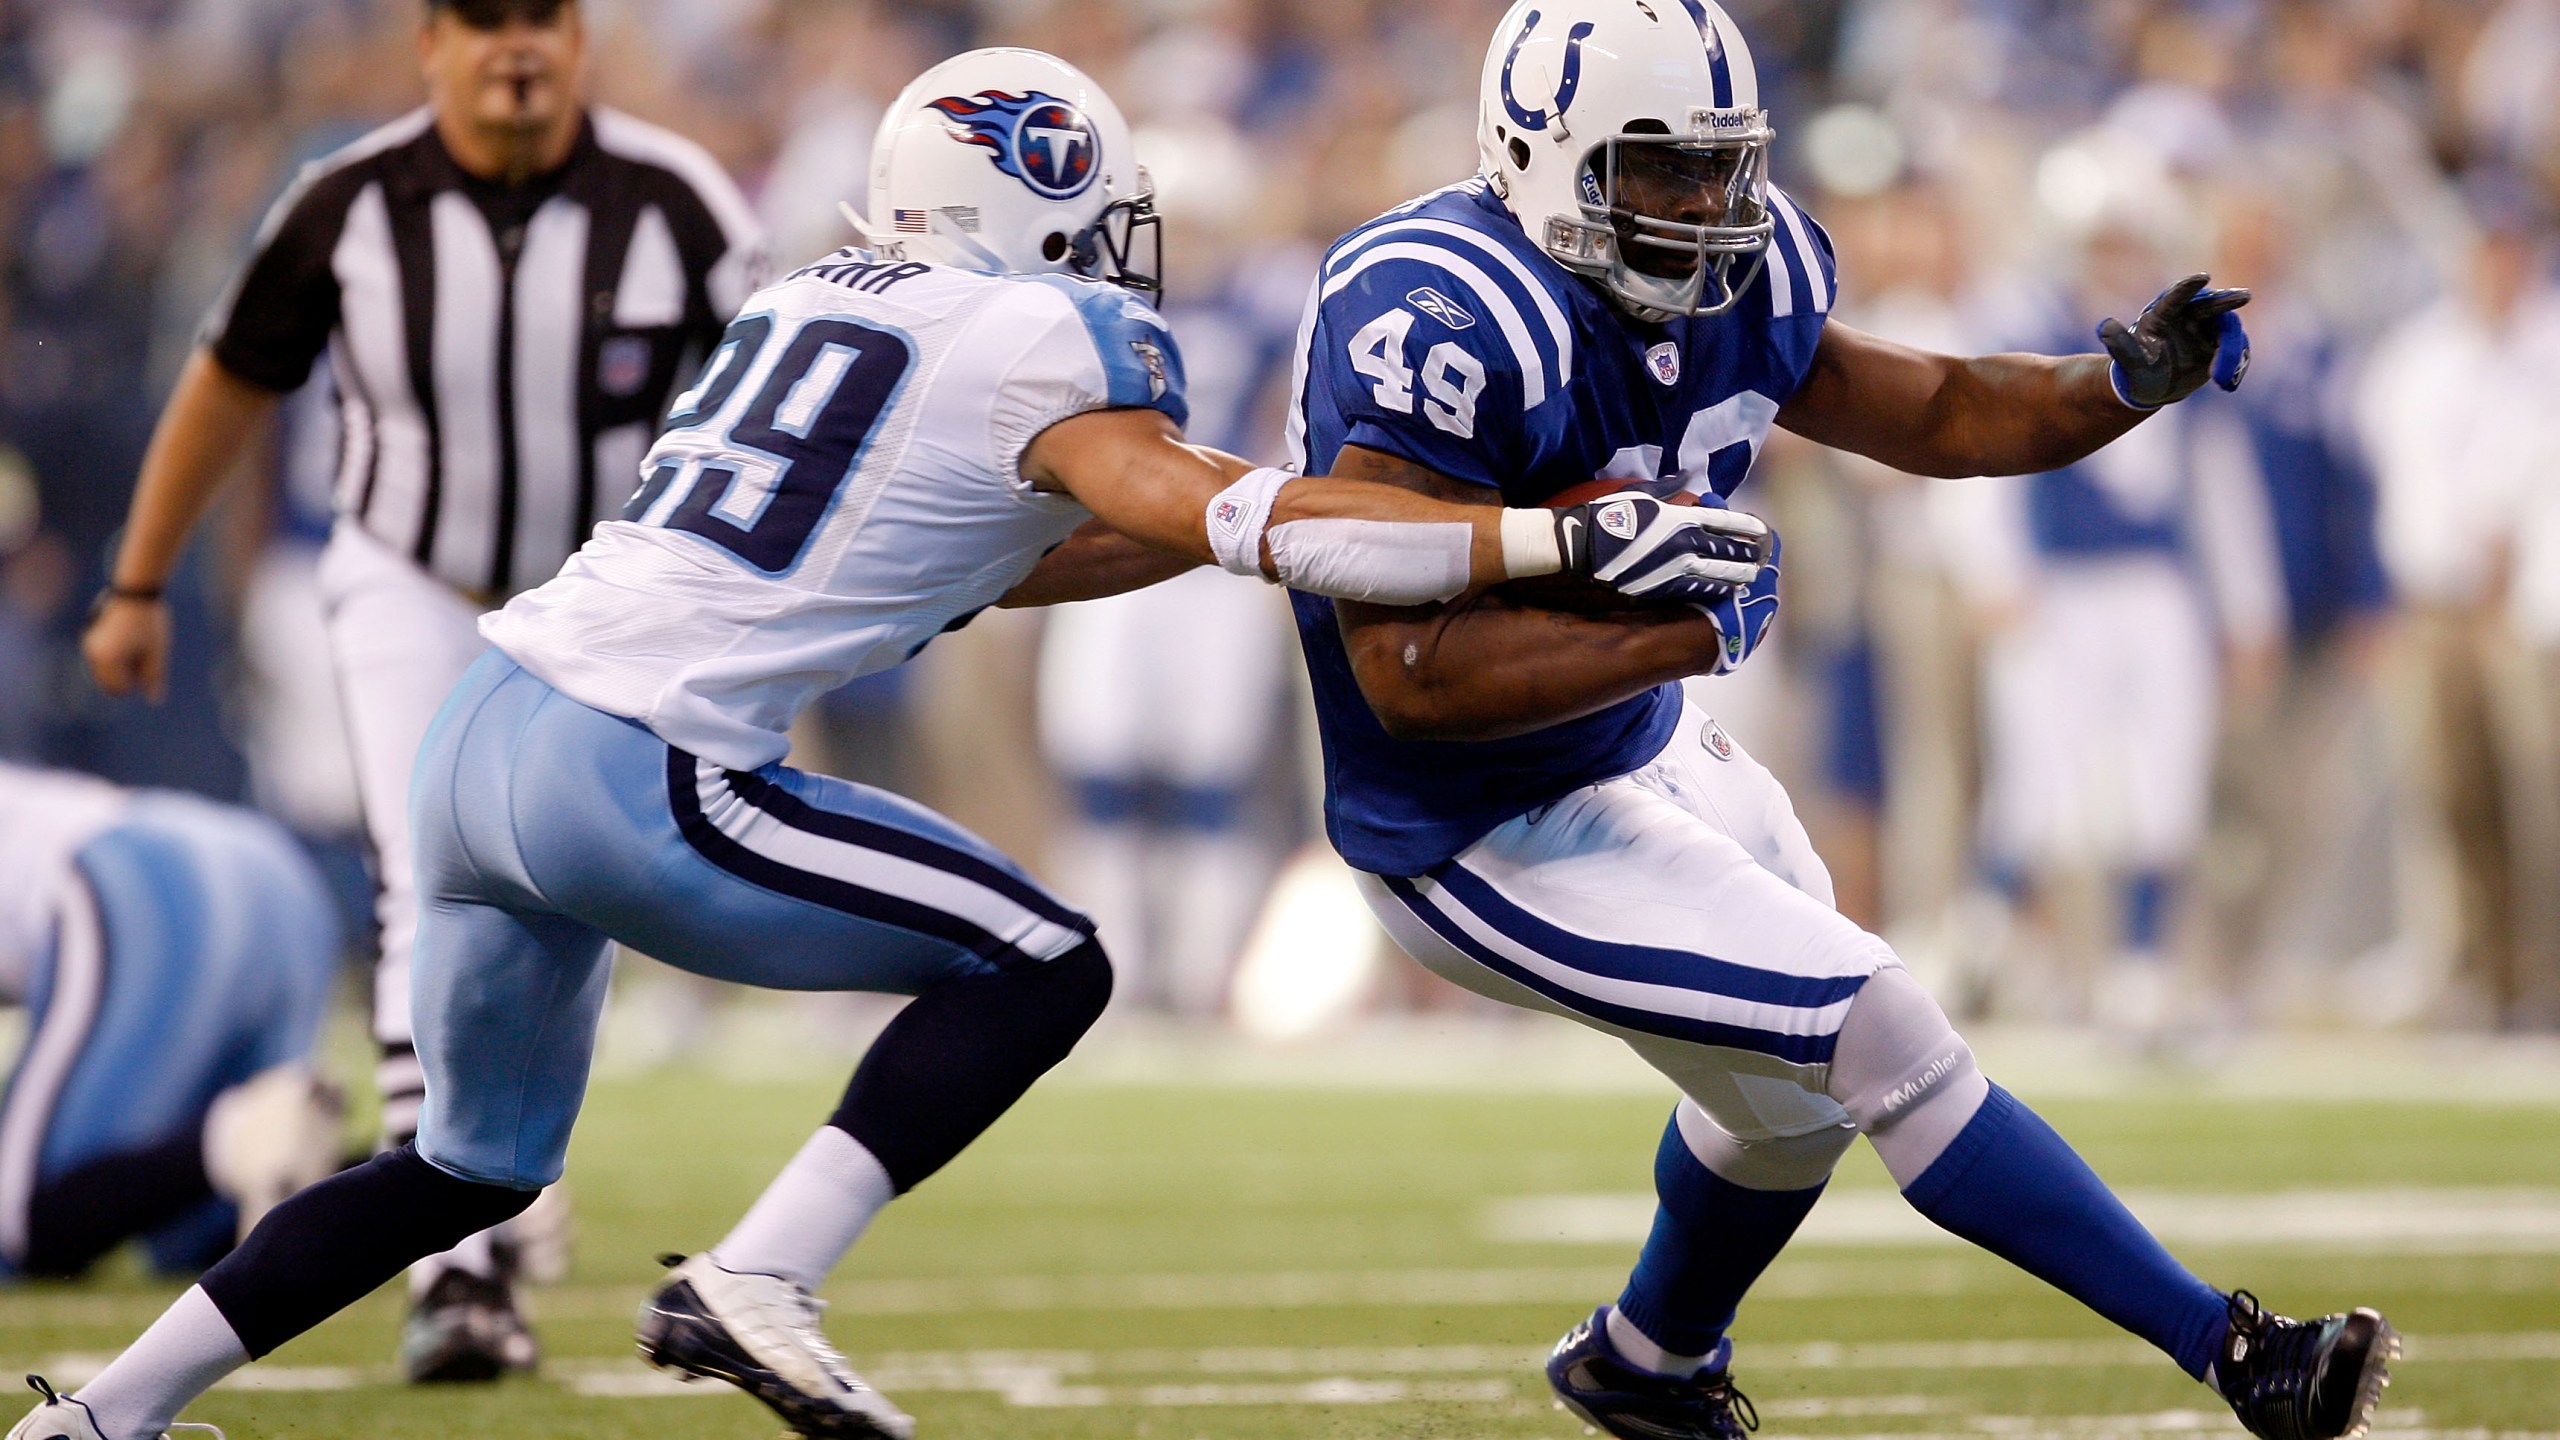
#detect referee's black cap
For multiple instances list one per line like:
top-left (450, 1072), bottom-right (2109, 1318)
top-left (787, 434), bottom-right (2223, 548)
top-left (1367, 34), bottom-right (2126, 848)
top-left (427, 0), bottom-right (574, 25)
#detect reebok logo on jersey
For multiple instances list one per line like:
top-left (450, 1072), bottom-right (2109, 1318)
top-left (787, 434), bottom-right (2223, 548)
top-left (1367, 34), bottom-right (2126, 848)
top-left (1597, 500), bottom-right (1639, 541)
top-left (1646, 342), bottom-right (1681, 386)
top-left (1130, 338), bottom-right (1170, 400)
top-left (1406, 287), bottom-right (1476, 330)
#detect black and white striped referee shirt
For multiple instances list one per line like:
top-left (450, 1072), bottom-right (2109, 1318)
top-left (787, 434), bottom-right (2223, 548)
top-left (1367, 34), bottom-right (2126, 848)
top-left (206, 106), bottom-right (766, 597)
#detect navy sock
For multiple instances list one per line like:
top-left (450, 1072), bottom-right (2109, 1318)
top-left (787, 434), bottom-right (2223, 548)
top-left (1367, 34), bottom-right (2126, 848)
top-left (1613, 1111), bottom-right (1827, 1359)
top-left (198, 1146), bottom-right (533, 1358)
top-left (1902, 1084), bottom-right (2226, 1377)
top-left (832, 939), bottom-right (1112, 1192)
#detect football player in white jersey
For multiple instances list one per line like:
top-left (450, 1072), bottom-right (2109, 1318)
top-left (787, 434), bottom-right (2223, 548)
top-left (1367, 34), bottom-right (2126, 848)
top-left (9, 47), bottom-right (1772, 1440)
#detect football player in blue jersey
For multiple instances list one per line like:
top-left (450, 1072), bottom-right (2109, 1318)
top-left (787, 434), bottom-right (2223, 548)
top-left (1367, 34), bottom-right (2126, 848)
top-left (1272, 3), bottom-right (2389, 1438)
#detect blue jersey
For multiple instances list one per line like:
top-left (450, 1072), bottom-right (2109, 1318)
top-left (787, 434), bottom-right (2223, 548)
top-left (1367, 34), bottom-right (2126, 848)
top-left (1288, 180), bottom-right (1836, 875)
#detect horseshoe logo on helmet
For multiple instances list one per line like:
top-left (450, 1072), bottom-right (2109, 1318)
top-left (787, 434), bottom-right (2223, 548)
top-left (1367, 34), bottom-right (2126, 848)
top-left (1500, 10), bottom-right (1598, 134)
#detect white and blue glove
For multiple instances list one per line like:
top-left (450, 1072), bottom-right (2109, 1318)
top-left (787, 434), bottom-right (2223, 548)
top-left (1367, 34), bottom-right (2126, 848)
top-left (2098, 273), bottom-right (2251, 410)
top-left (1558, 492), bottom-right (1770, 602)
top-left (1692, 531), bottom-right (1781, 675)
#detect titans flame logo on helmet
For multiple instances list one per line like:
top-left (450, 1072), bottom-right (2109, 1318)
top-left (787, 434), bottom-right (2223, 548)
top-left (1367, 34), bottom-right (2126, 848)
top-left (926, 90), bottom-right (1101, 201)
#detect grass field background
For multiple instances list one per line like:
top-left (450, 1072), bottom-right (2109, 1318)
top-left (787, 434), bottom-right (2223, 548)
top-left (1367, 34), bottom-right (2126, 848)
top-left (6, 1002), bottom-right (2558, 1439)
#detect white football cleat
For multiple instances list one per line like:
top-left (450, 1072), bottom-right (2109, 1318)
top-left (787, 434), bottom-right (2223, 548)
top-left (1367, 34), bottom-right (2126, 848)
top-left (202, 1065), bottom-right (344, 1241)
top-left (637, 1255), bottom-right (913, 1439)
top-left (6, 1376), bottom-right (224, 1440)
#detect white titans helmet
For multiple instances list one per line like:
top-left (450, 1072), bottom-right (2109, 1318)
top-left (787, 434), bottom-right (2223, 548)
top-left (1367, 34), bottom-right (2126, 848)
top-left (1477, 0), bottom-right (1775, 321)
top-left (861, 48), bottom-right (1161, 296)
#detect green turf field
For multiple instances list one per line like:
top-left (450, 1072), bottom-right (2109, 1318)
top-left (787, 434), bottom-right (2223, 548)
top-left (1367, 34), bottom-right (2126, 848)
top-left (6, 1024), bottom-right (2557, 1439)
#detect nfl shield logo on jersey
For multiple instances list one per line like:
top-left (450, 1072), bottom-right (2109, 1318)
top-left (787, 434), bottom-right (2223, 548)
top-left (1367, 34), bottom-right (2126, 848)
top-left (1645, 342), bottom-right (1680, 386)
top-left (1702, 718), bottom-right (1735, 761)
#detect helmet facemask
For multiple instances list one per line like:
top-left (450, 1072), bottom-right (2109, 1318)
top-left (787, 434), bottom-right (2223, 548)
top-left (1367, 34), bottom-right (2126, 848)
top-left (1069, 170), bottom-right (1164, 299)
top-left (1539, 114), bottom-right (1775, 323)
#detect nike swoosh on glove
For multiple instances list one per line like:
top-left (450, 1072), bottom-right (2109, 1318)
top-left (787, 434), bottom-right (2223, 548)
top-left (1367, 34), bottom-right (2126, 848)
top-left (1559, 493), bottom-right (1770, 602)
top-left (1694, 531), bottom-right (1781, 676)
top-left (2098, 272), bottom-right (2251, 409)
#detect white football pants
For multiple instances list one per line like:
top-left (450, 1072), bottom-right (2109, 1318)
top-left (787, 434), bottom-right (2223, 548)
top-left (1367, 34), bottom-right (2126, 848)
top-left (1362, 689), bottom-right (1915, 1146)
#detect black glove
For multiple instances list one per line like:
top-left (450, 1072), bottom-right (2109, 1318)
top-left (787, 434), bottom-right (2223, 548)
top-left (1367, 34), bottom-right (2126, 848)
top-left (2097, 273), bottom-right (2251, 410)
top-left (1557, 492), bottom-right (1769, 601)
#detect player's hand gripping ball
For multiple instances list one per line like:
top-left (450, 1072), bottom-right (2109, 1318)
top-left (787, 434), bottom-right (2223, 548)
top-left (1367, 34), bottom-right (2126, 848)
top-left (2098, 272), bottom-right (2251, 409)
top-left (1693, 531), bottom-right (1781, 676)
top-left (1549, 482), bottom-right (1770, 606)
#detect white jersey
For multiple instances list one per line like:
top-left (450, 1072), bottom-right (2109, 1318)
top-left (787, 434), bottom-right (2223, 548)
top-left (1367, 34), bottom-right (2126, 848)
top-left (485, 253), bottom-right (1188, 770)
top-left (0, 764), bottom-right (131, 1002)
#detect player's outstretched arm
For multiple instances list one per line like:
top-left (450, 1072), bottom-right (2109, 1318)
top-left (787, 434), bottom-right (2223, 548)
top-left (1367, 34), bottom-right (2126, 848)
top-left (1016, 408), bottom-right (1760, 608)
top-left (83, 349), bottom-right (284, 702)
top-left (1780, 275), bottom-right (2249, 479)
top-left (996, 518), bottom-right (1200, 608)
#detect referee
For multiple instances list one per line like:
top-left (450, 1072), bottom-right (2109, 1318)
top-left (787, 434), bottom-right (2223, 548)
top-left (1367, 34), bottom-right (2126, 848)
top-left (83, 0), bottom-right (764, 1382)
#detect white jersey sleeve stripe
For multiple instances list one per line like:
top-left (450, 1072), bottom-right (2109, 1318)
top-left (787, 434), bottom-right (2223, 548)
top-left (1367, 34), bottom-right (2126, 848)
top-left (1281, 278), bottom-right (1323, 473)
top-left (1762, 213), bottom-right (1799, 320)
top-left (1319, 241), bottom-right (1555, 409)
top-left (1330, 217), bottom-right (1576, 391)
top-left (1769, 190), bottom-right (1831, 315)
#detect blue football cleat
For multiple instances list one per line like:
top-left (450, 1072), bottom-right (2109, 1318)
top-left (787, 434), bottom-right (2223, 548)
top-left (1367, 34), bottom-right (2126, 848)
top-left (1545, 1307), bottom-right (1758, 1440)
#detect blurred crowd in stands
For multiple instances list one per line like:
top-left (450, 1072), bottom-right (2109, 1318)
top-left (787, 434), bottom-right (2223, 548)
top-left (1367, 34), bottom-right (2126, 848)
top-left (3, 0), bottom-right (2558, 1038)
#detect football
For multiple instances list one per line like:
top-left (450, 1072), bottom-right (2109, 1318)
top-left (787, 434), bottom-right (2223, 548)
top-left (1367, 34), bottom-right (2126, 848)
top-left (1541, 477), bottom-right (1706, 510)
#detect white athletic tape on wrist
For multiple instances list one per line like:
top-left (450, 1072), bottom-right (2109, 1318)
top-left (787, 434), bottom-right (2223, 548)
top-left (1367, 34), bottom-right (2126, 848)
top-left (1206, 466), bottom-right (1293, 576)
top-left (1266, 519), bottom-right (1476, 605)
top-left (1499, 508), bottom-right (1564, 578)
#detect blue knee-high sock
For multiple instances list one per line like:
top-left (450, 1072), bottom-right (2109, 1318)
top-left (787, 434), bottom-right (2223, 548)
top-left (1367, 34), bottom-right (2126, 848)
top-left (1614, 1112), bottom-right (1826, 1359)
top-left (1902, 1084), bottom-right (2226, 1377)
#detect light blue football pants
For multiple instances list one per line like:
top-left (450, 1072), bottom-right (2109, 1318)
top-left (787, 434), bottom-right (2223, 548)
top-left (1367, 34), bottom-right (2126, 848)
top-left (407, 653), bottom-right (1093, 1191)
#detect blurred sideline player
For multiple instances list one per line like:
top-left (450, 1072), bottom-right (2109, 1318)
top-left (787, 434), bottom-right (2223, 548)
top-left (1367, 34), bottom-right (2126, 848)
top-left (79, 0), bottom-right (764, 1379)
top-left (1940, 161), bottom-right (2288, 1032)
top-left (13, 47), bottom-right (1769, 1440)
top-left (1035, 224), bottom-right (1312, 1015)
top-left (1262, 4), bottom-right (2390, 1438)
top-left (0, 764), bottom-right (341, 1284)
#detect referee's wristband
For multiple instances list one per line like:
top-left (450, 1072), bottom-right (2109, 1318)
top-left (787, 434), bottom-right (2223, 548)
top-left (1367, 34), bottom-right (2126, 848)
top-left (89, 583), bottom-right (167, 618)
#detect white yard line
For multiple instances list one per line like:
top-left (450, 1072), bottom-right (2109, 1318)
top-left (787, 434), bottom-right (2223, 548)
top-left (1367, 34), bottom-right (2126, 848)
top-left (1488, 1187), bottom-right (2560, 1252)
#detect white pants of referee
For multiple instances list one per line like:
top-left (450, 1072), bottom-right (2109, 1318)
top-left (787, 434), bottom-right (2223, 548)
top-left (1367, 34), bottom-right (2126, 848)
top-left (316, 520), bottom-right (525, 1289)
top-left (1363, 688), bottom-right (1976, 1164)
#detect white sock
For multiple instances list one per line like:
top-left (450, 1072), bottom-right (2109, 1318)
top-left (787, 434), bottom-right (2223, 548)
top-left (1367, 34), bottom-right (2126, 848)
top-left (75, 1286), bottom-right (249, 1440)
top-left (1605, 1306), bottom-right (1708, 1380)
top-left (710, 1127), bottom-right (896, 1291)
